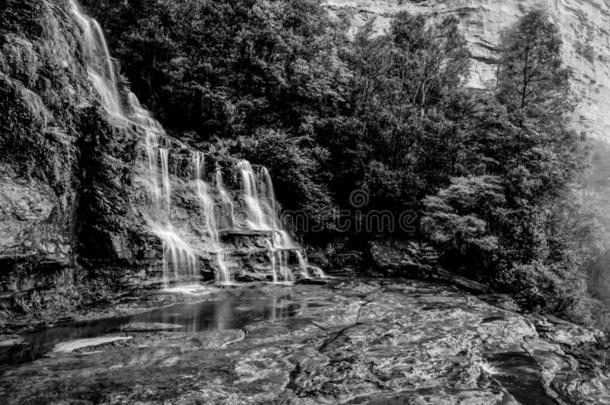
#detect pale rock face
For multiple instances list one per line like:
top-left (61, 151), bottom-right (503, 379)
top-left (325, 0), bottom-right (610, 139)
top-left (0, 168), bottom-right (72, 263)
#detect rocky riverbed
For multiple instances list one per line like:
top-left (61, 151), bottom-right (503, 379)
top-left (1, 278), bottom-right (609, 404)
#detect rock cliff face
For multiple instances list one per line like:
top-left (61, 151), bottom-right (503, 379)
top-left (0, 0), bottom-right (144, 315)
top-left (1, 0), bottom-right (86, 268)
top-left (326, 0), bottom-right (610, 139)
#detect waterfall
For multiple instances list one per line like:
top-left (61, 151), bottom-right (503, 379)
top-left (69, 0), bottom-right (122, 116)
top-left (296, 251), bottom-right (325, 279)
top-left (237, 160), bottom-right (297, 249)
top-left (69, 0), bottom-right (323, 286)
top-left (267, 241), bottom-right (278, 284)
top-left (192, 152), bottom-right (217, 243)
top-left (296, 251), bottom-right (308, 277)
top-left (278, 251), bottom-right (294, 283)
top-left (215, 166), bottom-right (236, 230)
top-left (191, 152), bottom-right (231, 285)
top-left (126, 88), bottom-right (198, 286)
top-left (69, 0), bottom-right (198, 287)
top-left (159, 148), bottom-right (171, 213)
top-left (150, 222), bottom-right (198, 285)
top-left (237, 160), bottom-right (308, 281)
top-left (238, 160), bottom-right (269, 231)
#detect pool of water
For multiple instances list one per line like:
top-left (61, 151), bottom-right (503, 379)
top-left (485, 352), bottom-right (558, 405)
top-left (0, 288), bottom-right (321, 370)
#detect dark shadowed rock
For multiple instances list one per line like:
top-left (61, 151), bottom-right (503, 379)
top-left (368, 240), bottom-right (439, 277)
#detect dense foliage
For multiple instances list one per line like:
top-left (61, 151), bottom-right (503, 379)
top-left (82, 1), bottom-right (599, 321)
top-left (422, 11), bottom-right (592, 319)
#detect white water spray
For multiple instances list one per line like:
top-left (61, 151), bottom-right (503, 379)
top-left (238, 160), bottom-right (269, 230)
top-left (192, 152), bottom-right (231, 284)
top-left (69, 0), bottom-right (122, 116)
top-left (296, 250), bottom-right (325, 279)
top-left (149, 222), bottom-right (198, 285)
top-left (215, 166), bottom-right (236, 230)
top-left (237, 160), bottom-right (297, 249)
top-left (128, 91), bottom-right (197, 286)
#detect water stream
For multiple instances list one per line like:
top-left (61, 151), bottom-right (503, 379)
top-left (70, 0), bottom-right (122, 117)
top-left (0, 288), bottom-right (323, 370)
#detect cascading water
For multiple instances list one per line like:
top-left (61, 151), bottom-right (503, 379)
top-left (236, 160), bottom-right (316, 282)
top-left (192, 152), bottom-right (217, 243)
top-left (192, 152), bottom-right (230, 284)
top-left (238, 160), bottom-right (269, 231)
top-left (70, 0), bottom-right (199, 287)
top-left (150, 222), bottom-right (198, 285)
top-left (215, 166), bottom-right (236, 230)
top-left (128, 90), bottom-right (199, 286)
top-left (69, 0), bottom-right (122, 116)
top-left (237, 161), bottom-right (297, 248)
top-left (69, 0), bottom-right (323, 286)
top-left (296, 251), bottom-right (326, 279)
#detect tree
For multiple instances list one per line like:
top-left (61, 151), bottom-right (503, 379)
top-left (421, 175), bottom-right (504, 275)
top-left (496, 10), bottom-right (572, 118)
top-left (323, 13), bottom-right (471, 212)
top-left (420, 12), bottom-right (593, 321)
top-left (390, 13), bottom-right (470, 116)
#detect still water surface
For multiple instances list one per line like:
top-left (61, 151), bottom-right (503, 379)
top-left (0, 287), bottom-right (320, 369)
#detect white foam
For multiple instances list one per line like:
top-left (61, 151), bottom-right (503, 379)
top-left (53, 336), bottom-right (133, 353)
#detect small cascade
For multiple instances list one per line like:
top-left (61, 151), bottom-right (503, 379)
top-left (267, 241), bottom-right (278, 284)
top-left (238, 160), bottom-right (269, 231)
top-left (69, 0), bottom-right (323, 287)
top-left (125, 90), bottom-right (198, 286)
top-left (214, 165), bottom-right (236, 230)
top-left (192, 152), bottom-right (218, 243)
top-left (296, 251), bottom-right (326, 279)
top-left (69, 0), bottom-right (122, 116)
top-left (191, 152), bottom-right (231, 285)
top-left (278, 250), bottom-right (294, 283)
top-left (159, 149), bottom-right (171, 213)
top-left (237, 161), bottom-right (314, 282)
top-left (150, 222), bottom-right (198, 286)
top-left (237, 160), bottom-right (297, 249)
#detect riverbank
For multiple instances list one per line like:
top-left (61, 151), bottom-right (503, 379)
top-left (1, 278), bottom-right (608, 404)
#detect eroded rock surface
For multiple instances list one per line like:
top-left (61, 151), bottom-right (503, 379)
top-left (1, 279), bottom-right (608, 404)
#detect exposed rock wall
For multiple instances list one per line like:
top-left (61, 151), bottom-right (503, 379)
top-left (326, 0), bottom-right (610, 139)
top-left (0, 0), bottom-right (143, 315)
top-left (1, 0), bottom-right (84, 268)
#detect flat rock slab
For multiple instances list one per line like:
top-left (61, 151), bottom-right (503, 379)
top-left (0, 279), bottom-right (608, 404)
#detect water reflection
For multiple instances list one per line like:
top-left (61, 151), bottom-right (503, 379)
top-left (0, 289), bottom-right (321, 370)
top-left (141, 293), bottom-right (303, 332)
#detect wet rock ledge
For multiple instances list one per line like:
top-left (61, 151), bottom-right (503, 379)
top-left (0, 279), bottom-right (609, 404)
